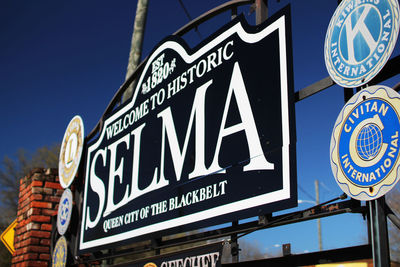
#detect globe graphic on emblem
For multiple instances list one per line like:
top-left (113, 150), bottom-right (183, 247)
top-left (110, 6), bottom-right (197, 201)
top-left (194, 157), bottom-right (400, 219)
top-left (356, 123), bottom-right (383, 160)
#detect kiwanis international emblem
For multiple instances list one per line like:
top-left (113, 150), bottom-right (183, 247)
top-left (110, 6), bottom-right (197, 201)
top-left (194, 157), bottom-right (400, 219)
top-left (324, 0), bottom-right (399, 87)
top-left (59, 115), bottom-right (84, 188)
top-left (330, 85), bottom-right (400, 200)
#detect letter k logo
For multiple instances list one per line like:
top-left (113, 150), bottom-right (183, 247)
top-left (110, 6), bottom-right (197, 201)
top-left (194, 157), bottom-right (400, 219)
top-left (343, 6), bottom-right (379, 64)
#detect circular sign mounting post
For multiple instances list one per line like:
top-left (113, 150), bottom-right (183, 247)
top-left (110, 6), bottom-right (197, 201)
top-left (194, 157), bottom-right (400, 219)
top-left (59, 115), bottom-right (84, 188)
top-left (324, 0), bottom-right (399, 87)
top-left (330, 85), bottom-right (400, 200)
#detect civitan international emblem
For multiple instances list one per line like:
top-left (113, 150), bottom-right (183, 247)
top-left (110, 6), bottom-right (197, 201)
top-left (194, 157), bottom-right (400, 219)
top-left (57, 189), bottom-right (73, 235)
top-left (59, 115), bottom-right (84, 188)
top-left (324, 0), bottom-right (400, 87)
top-left (52, 236), bottom-right (67, 267)
top-left (330, 85), bottom-right (400, 200)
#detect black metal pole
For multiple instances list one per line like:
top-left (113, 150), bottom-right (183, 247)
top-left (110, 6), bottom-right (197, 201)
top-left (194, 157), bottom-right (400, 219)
top-left (369, 196), bottom-right (390, 266)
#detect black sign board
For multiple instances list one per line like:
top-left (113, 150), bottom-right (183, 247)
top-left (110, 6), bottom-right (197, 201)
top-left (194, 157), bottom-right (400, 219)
top-left (80, 7), bottom-right (296, 253)
top-left (114, 242), bottom-right (223, 267)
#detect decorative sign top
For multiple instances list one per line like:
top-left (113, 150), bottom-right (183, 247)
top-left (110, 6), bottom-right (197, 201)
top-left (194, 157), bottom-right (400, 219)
top-left (59, 115), bottom-right (84, 188)
top-left (330, 85), bottom-right (400, 200)
top-left (324, 0), bottom-right (399, 88)
top-left (80, 7), bottom-right (296, 253)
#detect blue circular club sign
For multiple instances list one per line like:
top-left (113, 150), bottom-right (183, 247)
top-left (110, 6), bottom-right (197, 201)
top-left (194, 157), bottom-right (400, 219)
top-left (57, 189), bottom-right (73, 236)
top-left (325, 0), bottom-right (399, 88)
top-left (330, 85), bottom-right (400, 200)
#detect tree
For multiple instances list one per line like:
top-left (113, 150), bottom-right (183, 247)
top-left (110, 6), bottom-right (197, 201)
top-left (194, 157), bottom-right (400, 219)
top-left (0, 144), bottom-right (59, 266)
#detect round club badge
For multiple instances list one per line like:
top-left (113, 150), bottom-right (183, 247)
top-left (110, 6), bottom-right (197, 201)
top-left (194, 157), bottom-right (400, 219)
top-left (52, 236), bottom-right (68, 267)
top-left (324, 0), bottom-right (399, 88)
top-left (59, 115), bottom-right (84, 188)
top-left (57, 189), bottom-right (73, 235)
top-left (330, 85), bottom-right (400, 200)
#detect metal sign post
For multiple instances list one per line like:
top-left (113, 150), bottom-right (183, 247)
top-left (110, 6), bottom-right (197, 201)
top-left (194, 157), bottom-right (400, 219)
top-left (369, 197), bottom-right (390, 266)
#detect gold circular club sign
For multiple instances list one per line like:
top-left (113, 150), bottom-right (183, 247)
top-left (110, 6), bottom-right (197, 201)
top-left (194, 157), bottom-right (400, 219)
top-left (59, 115), bottom-right (84, 188)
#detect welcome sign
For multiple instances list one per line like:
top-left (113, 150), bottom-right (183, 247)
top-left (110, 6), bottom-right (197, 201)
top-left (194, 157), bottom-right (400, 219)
top-left (80, 7), bottom-right (296, 252)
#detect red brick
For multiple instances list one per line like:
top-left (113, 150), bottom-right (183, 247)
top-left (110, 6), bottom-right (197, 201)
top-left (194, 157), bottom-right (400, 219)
top-left (39, 253), bottom-right (50, 260)
top-left (27, 208), bottom-right (41, 217)
top-left (23, 261), bottom-right (48, 267)
top-left (15, 226), bottom-right (26, 236)
top-left (42, 209), bottom-right (56, 216)
top-left (26, 222), bottom-right (41, 231)
top-left (14, 235), bottom-right (22, 243)
top-left (29, 245), bottom-right (49, 253)
top-left (44, 182), bottom-right (62, 190)
top-left (21, 246), bottom-right (29, 254)
top-left (23, 253), bottom-right (38, 260)
top-left (19, 218), bottom-right (31, 228)
top-left (20, 193), bottom-right (33, 209)
top-left (13, 249), bottom-right (22, 256)
top-left (19, 190), bottom-right (32, 205)
top-left (29, 230), bottom-right (51, 239)
top-left (21, 184), bottom-right (32, 198)
top-left (40, 239), bottom-right (51, 246)
top-left (44, 195), bottom-right (60, 203)
top-left (20, 204), bottom-right (31, 215)
top-left (31, 181), bottom-right (43, 187)
top-left (20, 237), bottom-right (40, 247)
top-left (31, 201), bottom-right (52, 209)
top-left (30, 194), bottom-right (43, 201)
top-left (31, 187), bottom-right (43, 194)
top-left (31, 215), bottom-right (50, 223)
top-left (41, 224), bottom-right (52, 231)
top-left (12, 255), bottom-right (23, 263)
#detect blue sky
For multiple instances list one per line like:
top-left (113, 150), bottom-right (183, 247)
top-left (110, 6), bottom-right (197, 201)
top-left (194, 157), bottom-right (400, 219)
top-left (1, 0), bottom-right (399, 257)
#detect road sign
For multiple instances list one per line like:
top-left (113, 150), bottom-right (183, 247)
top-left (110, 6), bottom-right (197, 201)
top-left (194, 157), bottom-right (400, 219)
top-left (0, 219), bottom-right (17, 254)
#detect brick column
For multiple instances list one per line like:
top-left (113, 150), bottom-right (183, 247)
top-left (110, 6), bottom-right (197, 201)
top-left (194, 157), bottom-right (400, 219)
top-left (12, 168), bottom-right (62, 267)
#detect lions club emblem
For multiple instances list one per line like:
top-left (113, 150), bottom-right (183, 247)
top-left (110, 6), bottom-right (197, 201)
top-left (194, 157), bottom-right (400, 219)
top-left (59, 115), bottom-right (84, 188)
top-left (330, 85), bottom-right (400, 200)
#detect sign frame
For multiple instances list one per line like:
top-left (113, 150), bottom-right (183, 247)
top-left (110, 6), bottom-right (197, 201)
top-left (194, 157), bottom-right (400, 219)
top-left (79, 6), bottom-right (296, 253)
